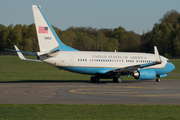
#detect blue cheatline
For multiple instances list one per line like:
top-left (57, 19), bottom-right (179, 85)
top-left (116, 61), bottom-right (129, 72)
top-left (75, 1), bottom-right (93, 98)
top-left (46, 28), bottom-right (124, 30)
top-left (59, 62), bottom-right (175, 77)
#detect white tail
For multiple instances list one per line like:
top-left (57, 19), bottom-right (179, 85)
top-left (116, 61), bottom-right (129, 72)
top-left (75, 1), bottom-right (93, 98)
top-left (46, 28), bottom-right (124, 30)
top-left (32, 5), bottom-right (78, 52)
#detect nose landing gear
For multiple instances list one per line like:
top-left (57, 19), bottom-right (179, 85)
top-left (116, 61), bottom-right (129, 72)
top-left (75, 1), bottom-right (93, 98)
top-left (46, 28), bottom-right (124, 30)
top-left (156, 75), bottom-right (160, 82)
top-left (156, 78), bottom-right (160, 82)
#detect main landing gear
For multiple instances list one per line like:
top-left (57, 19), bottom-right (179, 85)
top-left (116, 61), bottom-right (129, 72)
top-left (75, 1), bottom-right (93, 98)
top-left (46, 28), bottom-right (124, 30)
top-left (90, 76), bottom-right (122, 83)
top-left (113, 76), bottom-right (122, 83)
top-left (91, 76), bottom-right (99, 83)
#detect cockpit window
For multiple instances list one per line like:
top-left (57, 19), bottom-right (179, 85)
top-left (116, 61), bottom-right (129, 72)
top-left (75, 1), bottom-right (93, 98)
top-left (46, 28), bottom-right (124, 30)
top-left (167, 60), bottom-right (170, 63)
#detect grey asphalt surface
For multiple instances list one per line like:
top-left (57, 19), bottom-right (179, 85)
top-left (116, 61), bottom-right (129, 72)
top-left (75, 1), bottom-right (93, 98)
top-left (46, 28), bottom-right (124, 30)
top-left (0, 79), bottom-right (180, 105)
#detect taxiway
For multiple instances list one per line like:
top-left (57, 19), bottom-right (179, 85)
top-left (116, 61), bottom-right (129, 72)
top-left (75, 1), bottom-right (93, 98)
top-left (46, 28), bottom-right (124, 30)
top-left (0, 79), bottom-right (180, 105)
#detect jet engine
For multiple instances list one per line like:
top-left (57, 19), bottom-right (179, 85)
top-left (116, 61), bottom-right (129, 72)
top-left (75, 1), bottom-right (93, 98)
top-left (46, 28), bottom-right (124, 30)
top-left (133, 69), bottom-right (156, 80)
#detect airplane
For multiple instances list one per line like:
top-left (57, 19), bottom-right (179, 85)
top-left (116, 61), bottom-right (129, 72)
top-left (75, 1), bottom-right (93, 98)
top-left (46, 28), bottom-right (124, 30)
top-left (6, 5), bottom-right (175, 83)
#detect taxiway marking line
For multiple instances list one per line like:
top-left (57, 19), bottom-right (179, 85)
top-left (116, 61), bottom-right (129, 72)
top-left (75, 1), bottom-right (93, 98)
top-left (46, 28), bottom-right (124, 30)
top-left (136, 94), bottom-right (180, 97)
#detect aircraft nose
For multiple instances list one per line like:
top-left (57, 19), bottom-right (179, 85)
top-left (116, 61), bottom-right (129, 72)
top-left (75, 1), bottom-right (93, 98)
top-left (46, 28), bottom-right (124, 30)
top-left (171, 62), bottom-right (175, 71)
top-left (166, 62), bottom-right (175, 73)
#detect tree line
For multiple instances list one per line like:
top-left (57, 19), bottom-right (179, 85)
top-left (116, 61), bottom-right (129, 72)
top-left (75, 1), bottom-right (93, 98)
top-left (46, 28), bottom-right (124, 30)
top-left (0, 10), bottom-right (180, 58)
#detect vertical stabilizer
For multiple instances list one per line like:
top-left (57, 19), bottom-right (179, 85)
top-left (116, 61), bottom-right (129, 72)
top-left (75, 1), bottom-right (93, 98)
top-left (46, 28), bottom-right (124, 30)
top-left (32, 5), bottom-right (78, 52)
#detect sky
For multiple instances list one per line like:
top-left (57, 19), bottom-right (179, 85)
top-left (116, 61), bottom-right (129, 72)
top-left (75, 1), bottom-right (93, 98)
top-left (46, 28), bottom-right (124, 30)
top-left (1, 0), bottom-right (180, 35)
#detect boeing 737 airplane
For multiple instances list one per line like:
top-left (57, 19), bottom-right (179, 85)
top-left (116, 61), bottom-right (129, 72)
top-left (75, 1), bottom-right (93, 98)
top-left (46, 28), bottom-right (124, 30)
top-left (6, 5), bottom-right (175, 83)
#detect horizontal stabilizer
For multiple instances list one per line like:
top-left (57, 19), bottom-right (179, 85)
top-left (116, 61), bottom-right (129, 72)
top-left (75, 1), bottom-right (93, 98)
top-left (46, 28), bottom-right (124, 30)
top-left (5, 48), bottom-right (37, 55)
top-left (14, 45), bottom-right (42, 62)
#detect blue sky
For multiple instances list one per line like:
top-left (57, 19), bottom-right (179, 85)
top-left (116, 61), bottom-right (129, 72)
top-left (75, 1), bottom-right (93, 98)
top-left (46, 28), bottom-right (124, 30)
top-left (1, 0), bottom-right (180, 35)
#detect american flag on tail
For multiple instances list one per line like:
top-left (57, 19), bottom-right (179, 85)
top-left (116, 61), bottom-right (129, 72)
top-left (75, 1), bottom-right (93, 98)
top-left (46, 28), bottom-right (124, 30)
top-left (38, 26), bottom-right (48, 33)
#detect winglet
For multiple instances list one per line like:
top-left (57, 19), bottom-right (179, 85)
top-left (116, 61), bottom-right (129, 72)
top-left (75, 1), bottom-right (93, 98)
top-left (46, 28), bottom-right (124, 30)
top-left (14, 45), bottom-right (42, 62)
top-left (154, 46), bottom-right (161, 63)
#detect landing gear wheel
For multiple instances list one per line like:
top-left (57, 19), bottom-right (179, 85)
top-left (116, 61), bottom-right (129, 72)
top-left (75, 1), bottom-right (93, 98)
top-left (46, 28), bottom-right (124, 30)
top-left (91, 76), bottom-right (99, 83)
top-left (113, 77), bottom-right (122, 83)
top-left (117, 77), bottom-right (122, 83)
top-left (156, 78), bottom-right (160, 82)
top-left (90, 77), bottom-right (94, 82)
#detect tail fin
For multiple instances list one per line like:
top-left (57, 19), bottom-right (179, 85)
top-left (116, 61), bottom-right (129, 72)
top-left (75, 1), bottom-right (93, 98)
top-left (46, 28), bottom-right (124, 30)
top-left (32, 5), bottom-right (78, 52)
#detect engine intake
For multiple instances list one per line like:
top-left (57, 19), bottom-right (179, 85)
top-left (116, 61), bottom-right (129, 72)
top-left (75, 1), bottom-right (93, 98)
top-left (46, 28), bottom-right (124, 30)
top-left (133, 69), bottom-right (156, 80)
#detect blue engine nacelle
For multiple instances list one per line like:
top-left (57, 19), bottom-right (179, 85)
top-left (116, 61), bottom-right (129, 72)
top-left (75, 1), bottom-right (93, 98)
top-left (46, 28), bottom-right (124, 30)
top-left (133, 69), bottom-right (156, 80)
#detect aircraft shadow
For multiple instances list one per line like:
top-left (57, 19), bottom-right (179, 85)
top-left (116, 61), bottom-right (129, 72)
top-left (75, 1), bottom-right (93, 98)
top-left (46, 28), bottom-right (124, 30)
top-left (0, 79), bottom-right (154, 84)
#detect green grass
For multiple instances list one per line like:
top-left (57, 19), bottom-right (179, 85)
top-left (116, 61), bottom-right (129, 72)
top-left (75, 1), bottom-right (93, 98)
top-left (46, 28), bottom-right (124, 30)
top-left (0, 55), bottom-right (90, 82)
top-left (0, 56), bottom-right (179, 82)
top-left (0, 104), bottom-right (180, 120)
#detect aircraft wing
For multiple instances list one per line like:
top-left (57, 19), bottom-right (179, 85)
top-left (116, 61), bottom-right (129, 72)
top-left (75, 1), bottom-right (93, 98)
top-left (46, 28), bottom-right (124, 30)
top-left (111, 62), bottom-right (159, 74)
top-left (108, 46), bottom-right (162, 74)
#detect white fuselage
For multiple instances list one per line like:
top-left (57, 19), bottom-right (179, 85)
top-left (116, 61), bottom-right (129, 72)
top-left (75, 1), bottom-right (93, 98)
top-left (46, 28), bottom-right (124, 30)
top-left (40, 51), bottom-right (167, 69)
